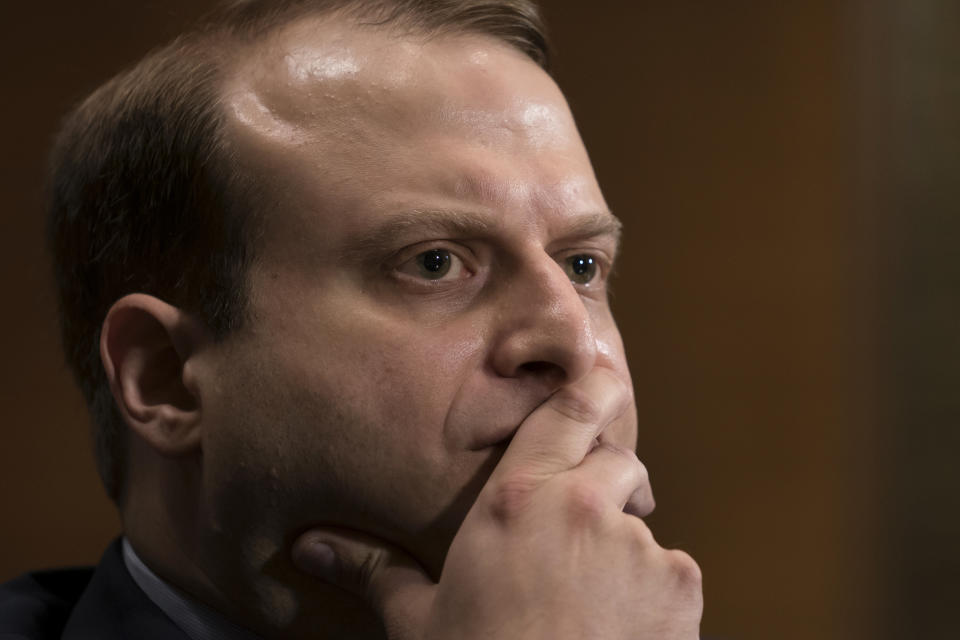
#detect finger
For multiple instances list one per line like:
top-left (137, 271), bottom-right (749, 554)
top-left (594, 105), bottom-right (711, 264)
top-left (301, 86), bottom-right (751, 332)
top-left (292, 527), bottom-right (434, 638)
top-left (570, 442), bottom-right (655, 517)
top-left (494, 367), bottom-right (631, 480)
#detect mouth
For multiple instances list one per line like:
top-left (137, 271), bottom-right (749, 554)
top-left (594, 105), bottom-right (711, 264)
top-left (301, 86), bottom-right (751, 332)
top-left (467, 416), bottom-right (530, 451)
top-left (465, 391), bottom-right (553, 451)
top-left (471, 420), bottom-right (604, 455)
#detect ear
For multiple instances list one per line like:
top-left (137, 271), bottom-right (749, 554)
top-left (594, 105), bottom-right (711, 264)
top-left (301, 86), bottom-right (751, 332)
top-left (100, 293), bottom-right (210, 457)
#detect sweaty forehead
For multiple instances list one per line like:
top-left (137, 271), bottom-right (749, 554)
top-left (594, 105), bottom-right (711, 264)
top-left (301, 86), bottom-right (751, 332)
top-left (223, 15), bottom-right (576, 152)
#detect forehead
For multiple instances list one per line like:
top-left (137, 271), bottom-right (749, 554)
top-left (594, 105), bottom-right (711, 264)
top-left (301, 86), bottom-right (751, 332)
top-left (226, 16), bottom-right (571, 146)
top-left (221, 15), bottom-right (606, 249)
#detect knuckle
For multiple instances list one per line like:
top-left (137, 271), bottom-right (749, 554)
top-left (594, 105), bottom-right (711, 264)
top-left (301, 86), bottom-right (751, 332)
top-left (632, 455), bottom-right (649, 483)
top-left (631, 459), bottom-right (651, 495)
top-left (487, 473), bottom-right (539, 523)
top-left (666, 549), bottom-right (703, 588)
top-left (550, 386), bottom-right (604, 425)
top-left (625, 514), bottom-right (657, 545)
top-left (563, 482), bottom-right (609, 524)
top-left (604, 444), bottom-right (647, 484)
top-left (356, 547), bottom-right (388, 596)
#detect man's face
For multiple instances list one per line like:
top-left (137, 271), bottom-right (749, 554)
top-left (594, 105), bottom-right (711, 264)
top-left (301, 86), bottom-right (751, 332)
top-left (198, 18), bottom-right (637, 584)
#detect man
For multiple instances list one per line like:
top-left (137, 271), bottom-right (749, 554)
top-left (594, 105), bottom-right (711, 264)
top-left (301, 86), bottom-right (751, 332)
top-left (1, 0), bottom-right (702, 638)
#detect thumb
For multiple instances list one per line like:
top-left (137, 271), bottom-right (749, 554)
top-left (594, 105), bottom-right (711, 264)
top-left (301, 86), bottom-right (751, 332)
top-left (292, 527), bottom-right (435, 639)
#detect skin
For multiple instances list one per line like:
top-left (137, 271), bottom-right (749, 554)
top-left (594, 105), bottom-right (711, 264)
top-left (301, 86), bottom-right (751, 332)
top-left (102, 15), bottom-right (698, 640)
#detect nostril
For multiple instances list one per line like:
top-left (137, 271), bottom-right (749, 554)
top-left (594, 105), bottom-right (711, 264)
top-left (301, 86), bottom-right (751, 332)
top-left (519, 360), bottom-right (565, 384)
top-left (519, 361), bottom-right (553, 374)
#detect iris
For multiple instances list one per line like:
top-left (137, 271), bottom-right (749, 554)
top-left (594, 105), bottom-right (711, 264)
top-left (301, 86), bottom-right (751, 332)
top-left (418, 249), bottom-right (451, 279)
top-left (565, 255), bottom-right (597, 284)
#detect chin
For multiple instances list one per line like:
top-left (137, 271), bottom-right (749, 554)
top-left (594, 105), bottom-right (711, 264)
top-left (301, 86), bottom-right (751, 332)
top-left (400, 444), bottom-right (505, 580)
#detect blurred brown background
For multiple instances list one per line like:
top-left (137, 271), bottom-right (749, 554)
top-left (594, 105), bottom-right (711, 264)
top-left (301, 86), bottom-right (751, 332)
top-left (2, 1), bottom-right (958, 639)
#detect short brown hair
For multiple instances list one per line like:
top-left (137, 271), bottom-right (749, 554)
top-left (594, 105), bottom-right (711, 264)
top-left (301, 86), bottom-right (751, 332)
top-left (47, 0), bottom-right (551, 503)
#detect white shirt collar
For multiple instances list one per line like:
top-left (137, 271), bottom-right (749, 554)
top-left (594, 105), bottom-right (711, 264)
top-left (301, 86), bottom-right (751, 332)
top-left (122, 538), bottom-right (264, 640)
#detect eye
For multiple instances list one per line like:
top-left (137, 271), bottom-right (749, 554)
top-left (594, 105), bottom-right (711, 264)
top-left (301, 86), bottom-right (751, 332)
top-left (397, 248), bottom-right (467, 281)
top-left (563, 254), bottom-right (600, 285)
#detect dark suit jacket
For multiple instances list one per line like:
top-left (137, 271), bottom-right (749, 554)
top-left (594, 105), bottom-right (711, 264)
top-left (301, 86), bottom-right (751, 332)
top-left (3, 541), bottom-right (721, 640)
top-left (0, 539), bottom-right (189, 640)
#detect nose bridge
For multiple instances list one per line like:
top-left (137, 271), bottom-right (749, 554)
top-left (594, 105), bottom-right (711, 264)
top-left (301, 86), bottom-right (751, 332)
top-left (491, 251), bottom-right (598, 384)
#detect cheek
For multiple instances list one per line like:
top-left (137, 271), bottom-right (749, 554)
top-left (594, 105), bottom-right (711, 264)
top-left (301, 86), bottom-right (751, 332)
top-left (265, 277), bottom-right (486, 413)
top-left (322, 316), bottom-right (487, 438)
top-left (201, 304), bottom-right (489, 520)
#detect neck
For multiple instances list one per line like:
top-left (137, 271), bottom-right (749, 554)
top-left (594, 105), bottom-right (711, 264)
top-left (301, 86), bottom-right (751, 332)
top-left (121, 445), bottom-right (385, 639)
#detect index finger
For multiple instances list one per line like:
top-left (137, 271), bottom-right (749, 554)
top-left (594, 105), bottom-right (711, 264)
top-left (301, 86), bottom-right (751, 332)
top-left (491, 367), bottom-right (632, 481)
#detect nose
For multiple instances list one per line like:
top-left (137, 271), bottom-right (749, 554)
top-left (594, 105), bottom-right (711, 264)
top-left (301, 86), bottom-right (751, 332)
top-left (490, 254), bottom-right (598, 387)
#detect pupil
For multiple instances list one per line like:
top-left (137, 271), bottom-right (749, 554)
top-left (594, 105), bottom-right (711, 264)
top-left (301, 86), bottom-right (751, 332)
top-left (572, 256), bottom-right (594, 275)
top-left (419, 249), bottom-right (451, 279)
top-left (423, 250), bottom-right (447, 272)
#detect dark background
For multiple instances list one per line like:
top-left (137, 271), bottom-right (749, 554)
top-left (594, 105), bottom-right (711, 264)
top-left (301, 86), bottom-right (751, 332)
top-left (2, 2), bottom-right (958, 639)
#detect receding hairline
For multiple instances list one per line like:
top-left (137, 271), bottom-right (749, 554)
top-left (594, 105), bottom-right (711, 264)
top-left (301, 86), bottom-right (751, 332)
top-left (197, 0), bottom-right (551, 80)
top-left (220, 14), bottom-right (551, 143)
top-left (200, 0), bottom-right (550, 66)
top-left (207, 3), bottom-right (555, 186)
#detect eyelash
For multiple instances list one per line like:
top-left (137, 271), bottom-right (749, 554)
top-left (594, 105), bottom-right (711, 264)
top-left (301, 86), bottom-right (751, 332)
top-left (395, 247), bottom-right (471, 283)
top-left (390, 244), bottom-right (612, 290)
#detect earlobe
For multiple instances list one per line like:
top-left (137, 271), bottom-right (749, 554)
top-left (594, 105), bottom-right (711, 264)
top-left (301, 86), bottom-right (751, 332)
top-left (101, 294), bottom-right (209, 457)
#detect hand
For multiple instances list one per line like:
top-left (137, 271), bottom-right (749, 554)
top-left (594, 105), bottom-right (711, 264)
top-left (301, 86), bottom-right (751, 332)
top-left (292, 368), bottom-right (703, 639)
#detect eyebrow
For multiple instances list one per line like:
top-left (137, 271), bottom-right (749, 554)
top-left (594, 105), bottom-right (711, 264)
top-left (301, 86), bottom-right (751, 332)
top-left (339, 209), bottom-right (494, 262)
top-left (339, 208), bottom-right (623, 261)
top-left (557, 211), bottom-right (623, 252)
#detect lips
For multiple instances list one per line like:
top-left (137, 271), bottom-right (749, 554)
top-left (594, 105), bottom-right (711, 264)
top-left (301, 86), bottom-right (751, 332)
top-left (439, 379), bottom-right (543, 451)
top-left (459, 399), bottom-right (543, 451)
top-left (467, 419), bottom-right (528, 451)
top-left (463, 386), bottom-right (612, 451)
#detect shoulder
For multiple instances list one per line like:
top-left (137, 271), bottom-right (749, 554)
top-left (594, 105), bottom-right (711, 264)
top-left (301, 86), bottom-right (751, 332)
top-left (2, 541), bottom-right (192, 640)
top-left (0, 566), bottom-right (93, 640)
